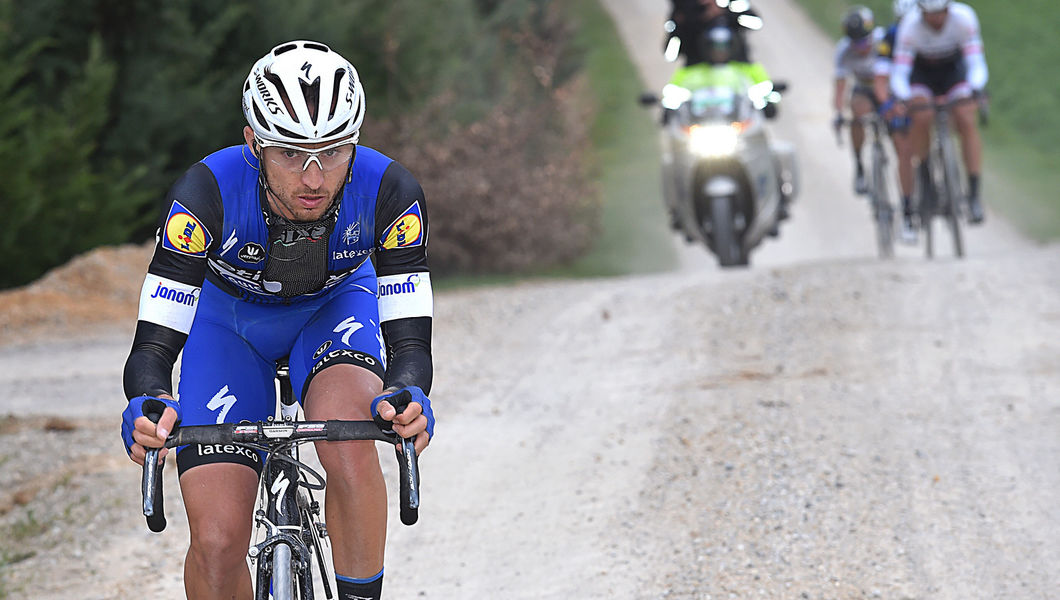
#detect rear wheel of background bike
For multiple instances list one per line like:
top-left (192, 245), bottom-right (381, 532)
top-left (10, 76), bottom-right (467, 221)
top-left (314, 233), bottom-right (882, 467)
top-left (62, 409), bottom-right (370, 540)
top-left (941, 142), bottom-right (965, 258)
top-left (872, 147), bottom-right (894, 258)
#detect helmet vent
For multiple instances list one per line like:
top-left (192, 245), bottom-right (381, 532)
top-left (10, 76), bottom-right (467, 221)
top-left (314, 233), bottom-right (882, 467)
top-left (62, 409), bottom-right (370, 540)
top-left (328, 69), bottom-right (345, 120)
top-left (301, 76), bottom-right (321, 124)
top-left (323, 120), bottom-right (349, 139)
top-left (274, 124), bottom-right (308, 141)
top-left (252, 103), bottom-right (272, 132)
top-left (305, 42), bottom-right (330, 53)
top-left (273, 43), bottom-right (297, 56)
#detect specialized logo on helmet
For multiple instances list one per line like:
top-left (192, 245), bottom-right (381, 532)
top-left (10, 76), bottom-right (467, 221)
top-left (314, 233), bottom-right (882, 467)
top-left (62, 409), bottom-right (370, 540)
top-left (162, 200), bottom-right (212, 257)
top-left (380, 202), bottom-right (424, 250)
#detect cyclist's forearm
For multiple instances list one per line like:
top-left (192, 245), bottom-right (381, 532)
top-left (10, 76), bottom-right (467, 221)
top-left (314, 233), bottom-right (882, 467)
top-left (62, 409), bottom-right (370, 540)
top-left (381, 317), bottom-right (433, 394)
top-left (965, 52), bottom-right (988, 91)
top-left (123, 321), bottom-right (187, 399)
top-left (889, 62), bottom-right (912, 101)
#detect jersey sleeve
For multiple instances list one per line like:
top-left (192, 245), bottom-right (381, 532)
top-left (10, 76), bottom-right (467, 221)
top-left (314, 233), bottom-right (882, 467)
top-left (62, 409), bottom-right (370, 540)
top-left (373, 160), bottom-right (433, 393)
top-left (123, 162), bottom-right (222, 399)
top-left (834, 38), bottom-right (852, 79)
top-left (956, 4), bottom-right (988, 90)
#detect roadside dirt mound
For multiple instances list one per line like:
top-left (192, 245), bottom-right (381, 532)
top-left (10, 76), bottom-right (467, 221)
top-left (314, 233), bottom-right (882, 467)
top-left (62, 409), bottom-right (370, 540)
top-left (0, 243), bottom-right (151, 345)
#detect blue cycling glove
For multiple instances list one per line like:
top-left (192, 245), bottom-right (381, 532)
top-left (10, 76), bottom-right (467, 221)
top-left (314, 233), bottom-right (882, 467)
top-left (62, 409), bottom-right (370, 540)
top-left (371, 386), bottom-right (434, 440)
top-left (121, 395), bottom-right (181, 456)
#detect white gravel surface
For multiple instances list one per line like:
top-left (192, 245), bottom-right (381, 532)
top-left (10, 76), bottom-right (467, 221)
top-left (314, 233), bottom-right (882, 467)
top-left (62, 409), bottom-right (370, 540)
top-left (2, 1), bottom-right (1058, 598)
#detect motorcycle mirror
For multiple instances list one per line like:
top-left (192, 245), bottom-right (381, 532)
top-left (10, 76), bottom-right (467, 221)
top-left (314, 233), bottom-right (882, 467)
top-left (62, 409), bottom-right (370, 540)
top-left (639, 92), bottom-right (659, 107)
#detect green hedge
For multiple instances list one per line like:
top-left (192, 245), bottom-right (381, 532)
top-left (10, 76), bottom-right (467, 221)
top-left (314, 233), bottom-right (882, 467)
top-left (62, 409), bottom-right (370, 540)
top-left (0, 0), bottom-right (575, 288)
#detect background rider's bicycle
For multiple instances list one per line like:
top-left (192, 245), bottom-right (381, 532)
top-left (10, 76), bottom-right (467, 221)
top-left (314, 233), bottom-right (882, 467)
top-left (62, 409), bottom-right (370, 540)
top-left (140, 361), bottom-right (421, 600)
top-left (837, 112), bottom-right (897, 259)
top-left (915, 96), bottom-right (980, 260)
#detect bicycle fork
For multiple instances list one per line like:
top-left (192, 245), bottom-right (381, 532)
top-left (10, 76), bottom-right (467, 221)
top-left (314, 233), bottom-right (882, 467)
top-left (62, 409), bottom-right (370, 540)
top-left (252, 455), bottom-right (315, 600)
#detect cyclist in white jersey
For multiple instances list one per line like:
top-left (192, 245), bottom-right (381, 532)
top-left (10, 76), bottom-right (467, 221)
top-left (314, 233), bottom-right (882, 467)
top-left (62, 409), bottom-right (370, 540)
top-left (890, 0), bottom-right (988, 223)
top-left (833, 5), bottom-right (886, 195)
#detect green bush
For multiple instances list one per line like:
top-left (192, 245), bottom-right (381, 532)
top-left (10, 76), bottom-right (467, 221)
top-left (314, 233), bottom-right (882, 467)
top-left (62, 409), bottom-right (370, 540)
top-left (0, 0), bottom-right (593, 288)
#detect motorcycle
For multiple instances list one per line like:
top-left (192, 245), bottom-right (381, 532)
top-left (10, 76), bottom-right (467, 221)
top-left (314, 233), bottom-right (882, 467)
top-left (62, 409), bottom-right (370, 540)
top-left (641, 66), bottom-right (798, 267)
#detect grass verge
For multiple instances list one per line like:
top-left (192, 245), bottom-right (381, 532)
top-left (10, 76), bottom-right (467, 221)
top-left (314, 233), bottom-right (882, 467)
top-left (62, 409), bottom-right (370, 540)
top-left (793, 0), bottom-right (1060, 242)
top-left (550, 0), bottom-right (677, 276)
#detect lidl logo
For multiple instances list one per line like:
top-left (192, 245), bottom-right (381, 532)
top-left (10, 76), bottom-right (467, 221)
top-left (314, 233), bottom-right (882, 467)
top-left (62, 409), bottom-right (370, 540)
top-left (162, 200), bottom-right (212, 257)
top-left (381, 202), bottom-right (424, 250)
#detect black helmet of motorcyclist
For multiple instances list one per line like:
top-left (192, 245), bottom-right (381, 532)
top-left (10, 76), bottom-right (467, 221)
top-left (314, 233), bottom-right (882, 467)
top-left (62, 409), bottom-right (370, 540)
top-left (842, 6), bottom-right (875, 41)
top-left (700, 26), bottom-right (734, 65)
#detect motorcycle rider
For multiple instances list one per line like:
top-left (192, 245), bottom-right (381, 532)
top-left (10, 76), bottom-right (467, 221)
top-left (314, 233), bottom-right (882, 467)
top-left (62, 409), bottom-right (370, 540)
top-left (832, 5), bottom-right (886, 196)
top-left (890, 0), bottom-right (988, 224)
top-left (665, 0), bottom-right (762, 65)
top-left (668, 27), bottom-right (777, 117)
top-left (875, 0), bottom-right (919, 240)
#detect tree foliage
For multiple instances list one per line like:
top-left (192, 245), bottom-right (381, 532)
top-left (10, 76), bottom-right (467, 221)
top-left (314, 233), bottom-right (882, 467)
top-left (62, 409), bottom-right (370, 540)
top-left (0, 0), bottom-right (590, 288)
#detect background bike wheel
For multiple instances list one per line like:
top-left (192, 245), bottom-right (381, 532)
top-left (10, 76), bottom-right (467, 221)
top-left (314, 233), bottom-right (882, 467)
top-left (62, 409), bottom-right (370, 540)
top-left (872, 154), bottom-right (894, 259)
top-left (942, 150), bottom-right (966, 258)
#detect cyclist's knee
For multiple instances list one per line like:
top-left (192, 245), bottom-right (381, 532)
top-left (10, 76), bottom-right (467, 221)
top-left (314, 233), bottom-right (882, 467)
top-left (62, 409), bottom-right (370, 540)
top-left (187, 521), bottom-right (252, 575)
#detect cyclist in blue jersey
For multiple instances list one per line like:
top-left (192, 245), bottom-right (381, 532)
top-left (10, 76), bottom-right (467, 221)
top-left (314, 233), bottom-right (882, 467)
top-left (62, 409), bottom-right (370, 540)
top-left (875, 0), bottom-right (919, 240)
top-left (120, 40), bottom-right (435, 600)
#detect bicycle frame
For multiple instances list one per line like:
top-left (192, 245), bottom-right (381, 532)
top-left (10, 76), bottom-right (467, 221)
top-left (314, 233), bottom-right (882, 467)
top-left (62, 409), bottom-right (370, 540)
top-left (840, 112), bottom-right (895, 258)
top-left (919, 99), bottom-right (968, 259)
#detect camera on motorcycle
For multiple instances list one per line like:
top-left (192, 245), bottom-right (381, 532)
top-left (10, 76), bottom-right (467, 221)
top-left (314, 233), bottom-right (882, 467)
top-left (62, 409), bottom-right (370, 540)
top-left (639, 92), bottom-right (660, 107)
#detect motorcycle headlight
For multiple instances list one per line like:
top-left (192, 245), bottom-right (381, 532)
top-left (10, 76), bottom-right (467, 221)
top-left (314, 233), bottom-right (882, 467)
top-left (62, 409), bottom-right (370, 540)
top-left (687, 124), bottom-right (739, 157)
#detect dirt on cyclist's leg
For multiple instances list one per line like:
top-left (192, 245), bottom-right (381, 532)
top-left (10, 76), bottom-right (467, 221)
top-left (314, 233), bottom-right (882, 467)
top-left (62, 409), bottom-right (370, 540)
top-left (180, 462), bottom-right (259, 599)
top-left (302, 363), bottom-right (388, 580)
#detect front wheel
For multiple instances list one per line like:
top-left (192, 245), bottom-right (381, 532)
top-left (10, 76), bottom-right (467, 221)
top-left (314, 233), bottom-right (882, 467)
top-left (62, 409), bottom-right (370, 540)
top-left (708, 196), bottom-right (747, 268)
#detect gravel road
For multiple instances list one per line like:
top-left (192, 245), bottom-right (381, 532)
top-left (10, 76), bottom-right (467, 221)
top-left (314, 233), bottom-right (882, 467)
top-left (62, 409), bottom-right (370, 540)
top-left (2, 1), bottom-right (1058, 598)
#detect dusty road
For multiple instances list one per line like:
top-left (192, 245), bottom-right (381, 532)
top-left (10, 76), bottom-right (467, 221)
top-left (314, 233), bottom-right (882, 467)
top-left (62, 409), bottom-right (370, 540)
top-left (2, 1), bottom-right (1058, 598)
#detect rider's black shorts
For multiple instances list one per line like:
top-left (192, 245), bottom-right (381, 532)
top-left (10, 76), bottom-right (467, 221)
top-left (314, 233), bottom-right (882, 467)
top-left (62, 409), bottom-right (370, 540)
top-left (910, 52), bottom-right (967, 98)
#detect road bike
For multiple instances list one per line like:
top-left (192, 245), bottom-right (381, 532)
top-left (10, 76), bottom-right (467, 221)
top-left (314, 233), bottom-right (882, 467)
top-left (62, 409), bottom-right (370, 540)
top-left (140, 360), bottom-right (420, 600)
top-left (916, 97), bottom-right (974, 259)
top-left (838, 112), bottom-right (897, 258)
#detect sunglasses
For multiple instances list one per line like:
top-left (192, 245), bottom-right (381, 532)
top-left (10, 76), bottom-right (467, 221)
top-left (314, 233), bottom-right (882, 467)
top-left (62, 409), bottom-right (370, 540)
top-left (256, 137), bottom-right (356, 173)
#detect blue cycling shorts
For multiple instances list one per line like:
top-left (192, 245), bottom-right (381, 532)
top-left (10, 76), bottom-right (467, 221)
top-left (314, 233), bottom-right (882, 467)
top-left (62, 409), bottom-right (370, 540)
top-left (174, 261), bottom-right (385, 475)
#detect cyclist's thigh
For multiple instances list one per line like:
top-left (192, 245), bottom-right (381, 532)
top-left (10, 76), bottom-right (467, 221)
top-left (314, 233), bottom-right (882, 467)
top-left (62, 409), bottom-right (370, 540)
top-left (175, 317), bottom-right (276, 477)
top-left (288, 275), bottom-right (385, 405)
top-left (179, 462), bottom-right (259, 546)
top-left (850, 84), bottom-right (875, 113)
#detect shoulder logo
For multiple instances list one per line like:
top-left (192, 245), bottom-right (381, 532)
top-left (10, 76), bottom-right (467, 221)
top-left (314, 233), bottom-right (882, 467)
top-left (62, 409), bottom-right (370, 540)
top-left (237, 242), bottom-right (265, 263)
top-left (162, 200), bottom-right (212, 257)
top-left (380, 201), bottom-right (424, 250)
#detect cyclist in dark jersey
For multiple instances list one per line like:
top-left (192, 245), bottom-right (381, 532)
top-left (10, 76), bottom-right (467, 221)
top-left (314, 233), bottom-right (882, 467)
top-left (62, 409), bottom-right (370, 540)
top-left (120, 40), bottom-right (434, 600)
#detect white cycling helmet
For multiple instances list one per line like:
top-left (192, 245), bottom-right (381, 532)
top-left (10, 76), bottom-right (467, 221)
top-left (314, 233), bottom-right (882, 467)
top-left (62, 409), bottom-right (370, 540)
top-left (893, 0), bottom-right (918, 18)
top-left (917, 0), bottom-right (951, 12)
top-left (242, 40), bottom-right (365, 145)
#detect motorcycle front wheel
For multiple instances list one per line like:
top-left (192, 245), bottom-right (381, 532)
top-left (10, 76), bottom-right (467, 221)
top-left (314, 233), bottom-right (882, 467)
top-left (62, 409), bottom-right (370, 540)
top-left (707, 196), bottom-right (747, 268)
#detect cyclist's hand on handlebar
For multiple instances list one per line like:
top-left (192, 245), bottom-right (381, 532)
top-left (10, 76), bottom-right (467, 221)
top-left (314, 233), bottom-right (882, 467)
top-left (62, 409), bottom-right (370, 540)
top-left (832, 113), bottom-right (845, 133)
top-left (121, 395), bottom-right (181, 466)
top-left (372, 386), bottom-right (434, 454)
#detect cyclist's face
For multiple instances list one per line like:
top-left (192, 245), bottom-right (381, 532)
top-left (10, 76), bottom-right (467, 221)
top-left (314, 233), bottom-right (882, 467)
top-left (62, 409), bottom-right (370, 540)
top-left (923, 8), bottom-right (948, 30)
top-left (243, 126), bottom-right (353, 222)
